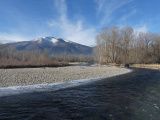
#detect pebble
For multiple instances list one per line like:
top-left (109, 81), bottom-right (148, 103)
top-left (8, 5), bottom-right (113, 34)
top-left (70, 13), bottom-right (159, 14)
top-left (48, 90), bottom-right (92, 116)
top-left (0, 66), bottom-right (130, 87)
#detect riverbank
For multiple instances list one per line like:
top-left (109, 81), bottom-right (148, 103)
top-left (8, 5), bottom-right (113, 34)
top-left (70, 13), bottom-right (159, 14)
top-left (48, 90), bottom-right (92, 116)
top-left (0, 66), bottom-right (130, 87)
top-left (131, 64), bottom-right (160, 69)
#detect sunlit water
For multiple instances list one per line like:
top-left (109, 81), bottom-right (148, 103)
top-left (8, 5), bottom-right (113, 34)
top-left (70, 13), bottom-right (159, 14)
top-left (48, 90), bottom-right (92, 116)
top-left (0, 68), bottom-right (160, 120)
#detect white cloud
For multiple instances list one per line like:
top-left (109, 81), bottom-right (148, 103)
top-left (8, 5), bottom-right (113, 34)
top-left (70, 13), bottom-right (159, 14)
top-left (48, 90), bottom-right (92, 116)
top-left (134, 25), bottom-right (148, 33)
top-left (48, 0), bottom-right (96, 46)
top-left (95, 0), bottom-right (134, 25)
top-left (0, 33), bottom-right (31, 43)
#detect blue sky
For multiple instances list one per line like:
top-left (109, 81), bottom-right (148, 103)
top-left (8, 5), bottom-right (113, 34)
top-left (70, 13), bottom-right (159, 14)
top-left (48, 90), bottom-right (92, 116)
top-left (0, 0), bottom-right (160, 45)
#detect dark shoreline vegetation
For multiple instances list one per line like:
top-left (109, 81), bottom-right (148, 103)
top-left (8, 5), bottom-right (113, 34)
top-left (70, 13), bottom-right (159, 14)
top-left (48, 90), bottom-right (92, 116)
top-left (0, 49), bottom-right (93, 69)
top-left (0, 62), bottom-right (70, 69)
top-left (0, 56), bottom-right (70, 69)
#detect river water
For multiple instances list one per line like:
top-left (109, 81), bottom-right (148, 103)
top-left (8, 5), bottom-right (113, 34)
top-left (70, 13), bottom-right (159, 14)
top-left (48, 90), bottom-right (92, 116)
top-left (0, 68), bottom-right (160, 120)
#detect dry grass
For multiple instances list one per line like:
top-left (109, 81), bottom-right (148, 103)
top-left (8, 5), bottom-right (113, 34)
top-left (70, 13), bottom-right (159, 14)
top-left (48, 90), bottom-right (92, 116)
top-left (99, 62), bottom-right (160, 69)
top-left (0, 58), bottom-right (69, 69)
top-left (100, 62), bottom-right (123, 67)
top-left (130, 64), bottom-right (160, 69)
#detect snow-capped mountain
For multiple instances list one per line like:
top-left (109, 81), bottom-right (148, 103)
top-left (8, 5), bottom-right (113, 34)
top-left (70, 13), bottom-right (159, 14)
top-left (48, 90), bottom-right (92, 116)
top-left (3, 37), bottom-right (93, 55)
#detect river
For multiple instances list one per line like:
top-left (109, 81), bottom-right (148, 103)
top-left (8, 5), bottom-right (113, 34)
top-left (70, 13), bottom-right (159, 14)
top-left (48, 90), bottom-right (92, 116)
top-left (0, 68), bottom-right (160, 120)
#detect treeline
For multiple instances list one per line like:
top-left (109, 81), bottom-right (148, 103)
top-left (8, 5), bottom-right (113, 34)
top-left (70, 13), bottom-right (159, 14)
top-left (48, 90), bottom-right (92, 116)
top-left (0, 50), bottom-right (68, 67)
top-left (0, 46), bottom-right (94, 67)
top-left (51, 54), bottom-right (94, 63)
top-left (94, 26), bottom-right (160, 64)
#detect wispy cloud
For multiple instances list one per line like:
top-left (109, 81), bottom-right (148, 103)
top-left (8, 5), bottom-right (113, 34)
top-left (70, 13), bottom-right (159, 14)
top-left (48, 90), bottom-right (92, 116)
top-left (54, 0), bottom-right (67, 17)
top-left (48, 0), bottom-right (96, 46)
top-left (119, 9), bottom-right (137, 22)
top-left (95, 0), bottom-right (134, 25)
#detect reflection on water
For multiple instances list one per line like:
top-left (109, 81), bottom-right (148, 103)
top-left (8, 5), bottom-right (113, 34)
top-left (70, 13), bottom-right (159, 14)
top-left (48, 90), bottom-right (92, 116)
top-left (0, 68), bottom-right (160, 120)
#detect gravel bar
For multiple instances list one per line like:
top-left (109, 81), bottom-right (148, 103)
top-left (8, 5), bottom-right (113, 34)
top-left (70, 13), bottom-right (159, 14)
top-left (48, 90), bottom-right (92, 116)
top-left (0, 66), bottom-right (130, 87)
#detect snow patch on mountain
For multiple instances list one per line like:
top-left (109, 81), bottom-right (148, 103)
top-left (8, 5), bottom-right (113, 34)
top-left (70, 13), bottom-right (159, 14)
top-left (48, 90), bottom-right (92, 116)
top-left (64, 39), bottom-right (74, 44)
top-left (33, 37), bottom-right (43, 43)
top-left (34, 37), bottom-right (75, 45)
top-left (34, 38), bottom-right (42, 44)
top-left (51, 38), bottom-right (58, 44)
top-left (32, 37), bottom-right (59, 44)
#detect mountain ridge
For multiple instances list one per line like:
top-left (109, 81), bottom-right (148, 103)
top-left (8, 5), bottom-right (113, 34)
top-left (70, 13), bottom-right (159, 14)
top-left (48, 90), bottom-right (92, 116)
top-left (2, 37), bottom-right (93, 55)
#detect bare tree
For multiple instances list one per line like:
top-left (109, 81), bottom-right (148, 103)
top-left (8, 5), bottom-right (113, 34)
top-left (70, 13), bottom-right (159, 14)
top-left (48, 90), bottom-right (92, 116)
top-left (94, 26), bottom-right (160, 64)
top-left (120, 27), bottom-right (134, 64)
top-left (94, 34), bottom-right (104, 63)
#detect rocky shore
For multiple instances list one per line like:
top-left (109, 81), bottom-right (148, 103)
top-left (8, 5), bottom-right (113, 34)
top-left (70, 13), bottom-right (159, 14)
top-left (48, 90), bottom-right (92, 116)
top-left (0, 66), bottom-right (130, 87)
